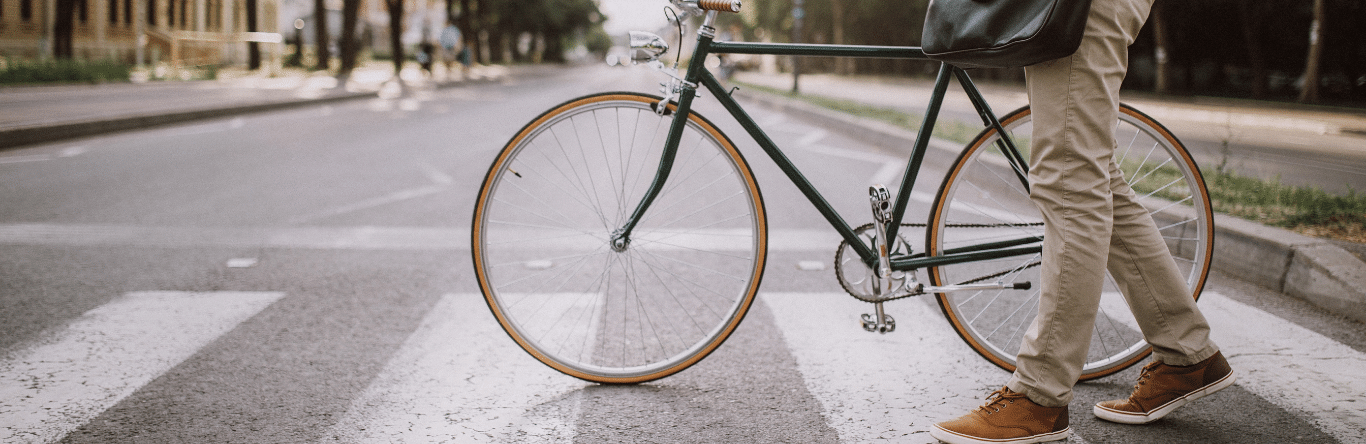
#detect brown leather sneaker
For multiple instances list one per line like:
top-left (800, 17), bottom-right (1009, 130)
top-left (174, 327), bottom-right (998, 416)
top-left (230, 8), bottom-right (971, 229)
top-left (1094, 351), bottom-right (1235, 424)
top-left (930, 386), bottom-right (1070, 444)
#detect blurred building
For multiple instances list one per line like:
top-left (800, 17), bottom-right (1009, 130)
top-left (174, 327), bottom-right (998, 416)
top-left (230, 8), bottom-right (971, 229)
top-left (0, 0), bottom-right (280, 68)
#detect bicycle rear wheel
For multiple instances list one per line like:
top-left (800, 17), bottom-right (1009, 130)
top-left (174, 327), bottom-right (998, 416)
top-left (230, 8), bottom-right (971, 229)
top-left (926, 104), bottom-right (1214, 380)
top-left (472, 92), bottom-right (767, 384)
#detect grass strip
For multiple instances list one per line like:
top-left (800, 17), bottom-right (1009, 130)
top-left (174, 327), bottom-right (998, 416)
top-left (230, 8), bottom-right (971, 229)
top-left (737, 81), bottom-right (1366, 243)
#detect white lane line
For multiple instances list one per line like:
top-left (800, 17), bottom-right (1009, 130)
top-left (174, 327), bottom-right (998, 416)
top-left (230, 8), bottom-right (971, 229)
top-left (0, 225), bottom-right (854, 252)
top-left (324, 293), bottom-right (587, 443)
top-left (761, 292), bottom-right (1004, 443)
top-left (418, 164), bottom-right (455, 185)
top-left (797, 128), bottom-right (829, 147)
top-left (286, 185), bottom-right (446, 224)
top-left (0, 291), bottom-right (283, 444)
top-left (1203, 292), bottom-right (1366, 443)
top-left (0, 154), bottom-right (52, 164)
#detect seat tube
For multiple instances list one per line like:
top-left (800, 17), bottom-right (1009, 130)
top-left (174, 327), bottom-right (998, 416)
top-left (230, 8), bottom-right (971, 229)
top-left (612, 14), bottom-right (718, 250)
top-left (886, 63), bottom-right (953, 243)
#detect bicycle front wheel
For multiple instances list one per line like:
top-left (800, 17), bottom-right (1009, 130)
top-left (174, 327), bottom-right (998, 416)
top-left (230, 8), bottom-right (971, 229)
top-left (472, 92), bottom-right (767, 384)
top-left (926, 104), bottom-right (1214, 380)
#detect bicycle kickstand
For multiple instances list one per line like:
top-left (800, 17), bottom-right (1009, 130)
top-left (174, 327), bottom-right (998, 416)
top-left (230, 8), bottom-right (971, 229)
top-left (861, 185), bottom-right (897, 334)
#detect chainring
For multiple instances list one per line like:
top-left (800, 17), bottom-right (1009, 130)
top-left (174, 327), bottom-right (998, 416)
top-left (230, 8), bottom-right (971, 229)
top-left (834, 223), bottom-right (925, 303)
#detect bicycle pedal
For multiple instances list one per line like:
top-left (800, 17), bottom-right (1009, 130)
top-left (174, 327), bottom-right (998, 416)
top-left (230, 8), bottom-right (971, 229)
top-left (860, 313), bottom-right (896, 334)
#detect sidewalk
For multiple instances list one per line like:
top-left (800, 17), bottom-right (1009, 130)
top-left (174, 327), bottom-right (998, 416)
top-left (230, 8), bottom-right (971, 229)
top-left (0, 62), bottom-right (511, 150)
top-left (730, 71), bottom-right (1366, 324)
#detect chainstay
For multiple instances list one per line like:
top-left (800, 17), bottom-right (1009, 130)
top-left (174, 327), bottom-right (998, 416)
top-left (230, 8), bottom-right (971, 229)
top-left (836, 222), bottom-right (1045, 303)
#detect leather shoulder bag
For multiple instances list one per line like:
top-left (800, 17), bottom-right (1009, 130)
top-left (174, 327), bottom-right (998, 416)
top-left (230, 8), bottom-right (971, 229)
top-left (921, 0), bottom-right (1094, 69)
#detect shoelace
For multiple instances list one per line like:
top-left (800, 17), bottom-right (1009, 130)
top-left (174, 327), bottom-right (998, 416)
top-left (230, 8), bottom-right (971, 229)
top-left (1129, 361), bottom-right (1165, 398)
top-left (977, 388), bottom-right (1016, 414)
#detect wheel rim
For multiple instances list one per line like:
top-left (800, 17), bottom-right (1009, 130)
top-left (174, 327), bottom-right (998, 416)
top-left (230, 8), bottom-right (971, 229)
top-left (473, 94), bottom-right (766, 383)
top-left (929, 106), bottom-right (1212, 379)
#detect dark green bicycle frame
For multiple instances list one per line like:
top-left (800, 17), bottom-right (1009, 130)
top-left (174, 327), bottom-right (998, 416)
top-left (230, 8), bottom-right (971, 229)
top-left (613, 33), bottom-right (1041, 272)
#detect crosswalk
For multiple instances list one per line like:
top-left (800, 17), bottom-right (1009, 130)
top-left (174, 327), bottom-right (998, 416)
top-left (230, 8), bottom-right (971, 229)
top-left (0, 292), bottom-right (284, 443)
top-left (1, 290), bottom-right (1362, 443)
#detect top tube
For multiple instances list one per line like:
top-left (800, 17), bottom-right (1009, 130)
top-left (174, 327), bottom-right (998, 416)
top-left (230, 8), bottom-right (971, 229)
top-left (708, 41), bottom-right (929, 60)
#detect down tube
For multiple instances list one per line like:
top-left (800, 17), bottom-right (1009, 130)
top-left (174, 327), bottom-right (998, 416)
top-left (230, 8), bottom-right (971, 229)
top-left (697, 70), bottom-right (876, 262)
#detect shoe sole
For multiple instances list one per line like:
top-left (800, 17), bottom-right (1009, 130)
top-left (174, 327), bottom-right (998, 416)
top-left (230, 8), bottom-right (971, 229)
top-left (1093, 369), bottom-right (1236, 424)
top-left (929, 426), bottom-right (1070, 444)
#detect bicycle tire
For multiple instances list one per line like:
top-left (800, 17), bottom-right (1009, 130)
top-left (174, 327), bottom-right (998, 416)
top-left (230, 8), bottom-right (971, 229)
top-left (472, 92), bottom-right (767, 384)
top-left (926, 104), bottom-right (1214, 380)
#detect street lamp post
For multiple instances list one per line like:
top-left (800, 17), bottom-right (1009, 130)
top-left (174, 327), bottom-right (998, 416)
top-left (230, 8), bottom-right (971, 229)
top-left (293, 18), bottom-right (306, 67)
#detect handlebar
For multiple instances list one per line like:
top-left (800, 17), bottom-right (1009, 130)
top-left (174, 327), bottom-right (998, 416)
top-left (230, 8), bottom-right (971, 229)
top-left (695, 0), bottom-right (742, 12)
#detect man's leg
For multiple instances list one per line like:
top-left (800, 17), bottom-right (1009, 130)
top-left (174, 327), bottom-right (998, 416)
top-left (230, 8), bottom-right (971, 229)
top-left (931, 1), bottom-right (1153, 441)
top-left (1005, 0), bottom-right (1154, 408)
top-left (1094, 160), bottom-right (1231, 425)
top-left (1105, 160), bottom-right (1219, 365)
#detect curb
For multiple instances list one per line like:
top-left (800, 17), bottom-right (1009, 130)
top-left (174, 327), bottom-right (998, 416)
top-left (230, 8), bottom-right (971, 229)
top-left (0, 75), bottom-right (500, 151)
top-left (0, 91), bottom-right (375, 150)
top-left (736, 88), bottom-right (1366, 324)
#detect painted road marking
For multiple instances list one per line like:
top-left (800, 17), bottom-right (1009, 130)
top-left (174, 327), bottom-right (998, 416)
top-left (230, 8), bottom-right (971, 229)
top-left (0, 291), bottom-right (284, 443)
top-left (0, 224), bottom-right (854, 252)
top-left (324, 293), bottom-right (588, 443)
top-left (762, 291), bottom-right (1366, 444)
top-left (1204, 293), bottom-right (1366, 443)
top-left (761, 292), bottom-right (1003, 444)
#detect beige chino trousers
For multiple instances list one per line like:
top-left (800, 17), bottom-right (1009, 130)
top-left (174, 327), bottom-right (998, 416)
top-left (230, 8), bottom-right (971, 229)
top-left (1003, 0), bottom-right (1221, 407)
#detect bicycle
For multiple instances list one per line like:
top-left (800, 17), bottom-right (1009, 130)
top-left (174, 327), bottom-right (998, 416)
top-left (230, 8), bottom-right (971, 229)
top-left (471, 0), bottom-right (1213, 385)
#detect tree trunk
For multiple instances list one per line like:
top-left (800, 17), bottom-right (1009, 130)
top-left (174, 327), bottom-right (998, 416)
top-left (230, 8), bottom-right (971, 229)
top-left (543, 30), bottom-right (563, 63)
top-left (1238, 2), bottom-right (1268, 98)
top-left (1299, 0), bottom-right (1325, 103)
top-left (1150, 0), bottom-right (1172, 93)
top-left (460, 0), bottom-right (478, 64)
top-left (830, 0), bottom-right (852, 75)
top-left (386, 0), bottom-right (404, 75)
top-left (338, 0), bottom-right (362, 76)
top-left (247, 0), bottom-right (261, 70)
top-left (314, 0), bottom-right (330, 70)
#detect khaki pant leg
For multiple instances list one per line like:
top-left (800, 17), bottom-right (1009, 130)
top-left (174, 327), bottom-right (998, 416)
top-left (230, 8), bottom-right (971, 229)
top-left (1005, 0), bottom-right (1155, 407)
top-left (1105, 160), bottom-right (1220, 366)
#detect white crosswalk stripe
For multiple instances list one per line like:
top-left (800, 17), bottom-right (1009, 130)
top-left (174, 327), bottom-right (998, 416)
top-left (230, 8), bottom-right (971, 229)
top-left (761, 292), bottom-right (1005, 444)
top-left (2, 289), bottom-right (1361, 443)
top-left (0, 291), bottom-right (283, 443)
top-left (323, 293), bottom-right (588, 443)
top-left (761, 291), bottom-right (1366, 444)
top-left (1204, 294), bottom-right (1366, 443)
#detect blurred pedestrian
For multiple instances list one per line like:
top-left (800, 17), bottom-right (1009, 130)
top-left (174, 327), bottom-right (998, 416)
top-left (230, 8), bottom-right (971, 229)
top-left (929, 0), bottom-right (1235, 443)
top-left (440, 21), bottom-right (470, 80)
top-left (417, 40), bottom-right (436, 78)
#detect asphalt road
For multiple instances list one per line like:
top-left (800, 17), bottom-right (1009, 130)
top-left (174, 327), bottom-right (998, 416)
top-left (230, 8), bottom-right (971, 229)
top-left (1, 65), bottom-right (1364, 443)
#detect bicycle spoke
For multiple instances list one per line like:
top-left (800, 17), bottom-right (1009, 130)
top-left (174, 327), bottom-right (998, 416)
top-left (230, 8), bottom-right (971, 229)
top-left (474, 95), bottom-right (763, 382)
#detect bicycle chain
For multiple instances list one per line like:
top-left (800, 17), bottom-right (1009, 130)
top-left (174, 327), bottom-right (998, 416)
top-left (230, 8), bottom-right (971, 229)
top-left (834, 222), bottom-right (1045, 303)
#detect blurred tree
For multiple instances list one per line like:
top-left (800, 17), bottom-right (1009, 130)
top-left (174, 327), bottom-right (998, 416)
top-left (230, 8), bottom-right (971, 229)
top-left (315, 0), bottom-right (330, 70)
top-left (1299, 0), bottom-right (1325, 103)
top-left (478, 0), bottom-right (600, 63)
top-left (386, 0), bottom-right (404, 74)
top-left (1237, 1), bottom-right (1272, 98)
top-left (338, 0), bottom-right (363, 77)
top-left (458, 0), bottom-right (478, 64)
top-left (248, 0), bottom-right (261, 69)
top-left (1150, 0), bottom-right (1171, 93)
top-left (830, 0), bottom-right (852, 75)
